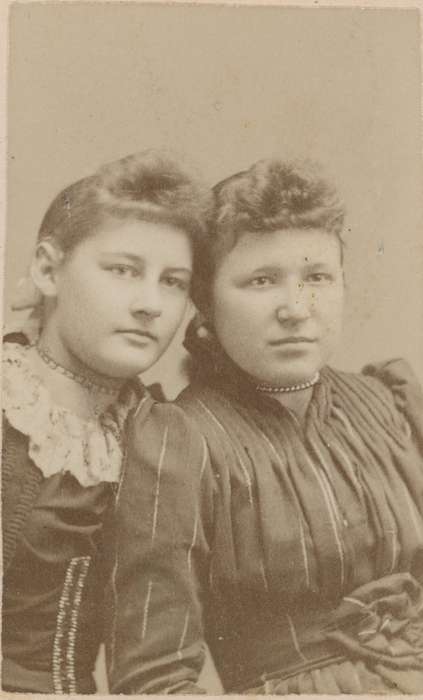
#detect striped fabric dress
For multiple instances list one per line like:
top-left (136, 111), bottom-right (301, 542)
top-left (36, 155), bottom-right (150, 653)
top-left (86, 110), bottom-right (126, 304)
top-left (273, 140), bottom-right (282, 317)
top-left (108, 357), bottom-right (423, 694)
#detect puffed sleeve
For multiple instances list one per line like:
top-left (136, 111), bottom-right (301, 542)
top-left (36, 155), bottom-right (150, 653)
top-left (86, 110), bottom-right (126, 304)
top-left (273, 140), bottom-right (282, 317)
top-left (105, 400), bottom-right (215, 694)
top-left (363, 358), bottom-right (423, 448)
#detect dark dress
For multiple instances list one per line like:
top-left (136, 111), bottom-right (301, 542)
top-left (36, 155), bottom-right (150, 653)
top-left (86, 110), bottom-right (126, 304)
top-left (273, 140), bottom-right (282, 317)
top-left (2, 338), bottom-right (145, 693)
top-left (107, 348), bottom-right (423, 694)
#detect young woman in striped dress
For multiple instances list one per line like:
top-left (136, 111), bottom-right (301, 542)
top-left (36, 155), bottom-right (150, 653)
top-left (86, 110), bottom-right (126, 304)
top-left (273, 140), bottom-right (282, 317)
top-left (2, 150), bottom-right (211, 693)
top-left (108, 158), bottom-right (423, 694)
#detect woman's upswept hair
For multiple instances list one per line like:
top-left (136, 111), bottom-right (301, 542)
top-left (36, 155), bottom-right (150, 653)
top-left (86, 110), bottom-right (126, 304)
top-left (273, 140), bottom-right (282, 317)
top-left (213, 158), bottom-right (345, 239)
top-left (192, 157), bottom-right (345, 313)
top-left (37, 149), bottom-right (212, 256)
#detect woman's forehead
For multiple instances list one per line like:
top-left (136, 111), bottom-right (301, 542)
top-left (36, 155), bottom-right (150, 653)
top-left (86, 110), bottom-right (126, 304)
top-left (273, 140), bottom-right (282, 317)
top-left (219, 228), bottom-right (342, 269)
top-left (69, 217), bottom-right (193, 268)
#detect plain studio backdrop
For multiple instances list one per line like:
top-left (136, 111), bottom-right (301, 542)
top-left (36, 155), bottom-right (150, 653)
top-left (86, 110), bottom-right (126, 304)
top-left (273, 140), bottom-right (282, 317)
top-left (4, 2), bottom-right (423, 692)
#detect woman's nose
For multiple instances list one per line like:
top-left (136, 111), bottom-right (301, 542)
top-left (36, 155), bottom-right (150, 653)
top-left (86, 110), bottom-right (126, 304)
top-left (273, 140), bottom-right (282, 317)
top-left (276, 281), bottom-right (310, 322)
top-left (130, 282), bottom-right (162, 318)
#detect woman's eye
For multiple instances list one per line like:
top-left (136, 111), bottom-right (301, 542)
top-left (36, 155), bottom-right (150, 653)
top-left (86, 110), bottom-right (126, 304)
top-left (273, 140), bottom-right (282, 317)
top-left (162, 276), bottom-right (189, 291)
top-left (107, 264), bottom-right (138, 278)
top-left (249, 276), bottom-right (274, 287)
top-left (306, 272), bottom-right (332, 284)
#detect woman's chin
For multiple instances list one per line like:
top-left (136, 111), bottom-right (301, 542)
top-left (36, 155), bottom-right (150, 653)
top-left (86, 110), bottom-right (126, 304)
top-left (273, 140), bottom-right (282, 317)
top-left (81, 352), bottom-right (160, 381)
top-left (104, 360), bottom-right (157, 379)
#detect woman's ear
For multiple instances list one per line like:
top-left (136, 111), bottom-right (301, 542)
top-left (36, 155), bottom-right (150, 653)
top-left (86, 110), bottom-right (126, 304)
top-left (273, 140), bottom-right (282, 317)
top-left (30, 241), bottom-right (64, 299)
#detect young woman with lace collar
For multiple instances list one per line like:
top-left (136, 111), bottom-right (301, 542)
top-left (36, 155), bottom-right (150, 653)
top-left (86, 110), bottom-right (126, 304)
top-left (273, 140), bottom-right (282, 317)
top-left (2, 150), bottom-right (211, 693)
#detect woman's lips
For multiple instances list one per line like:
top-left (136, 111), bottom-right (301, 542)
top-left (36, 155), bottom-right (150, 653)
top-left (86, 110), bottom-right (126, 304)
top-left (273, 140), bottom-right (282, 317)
top-left (269, 337), bottom-right (316, 346)
top-left (118, 330), bottom-right (158, 343)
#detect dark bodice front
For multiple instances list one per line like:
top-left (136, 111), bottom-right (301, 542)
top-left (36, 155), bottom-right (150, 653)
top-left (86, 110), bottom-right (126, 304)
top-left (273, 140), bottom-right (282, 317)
top-left (2, 421), bottom-right (113, 694)
top-left (1, 339), bottom-right (144, 693)
top-left (108, 359), bottom-right (423, 694)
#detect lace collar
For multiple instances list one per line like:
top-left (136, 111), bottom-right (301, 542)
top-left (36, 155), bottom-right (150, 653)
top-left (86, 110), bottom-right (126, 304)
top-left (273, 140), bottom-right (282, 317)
top-left (2, 341), bottom-right (144, 487)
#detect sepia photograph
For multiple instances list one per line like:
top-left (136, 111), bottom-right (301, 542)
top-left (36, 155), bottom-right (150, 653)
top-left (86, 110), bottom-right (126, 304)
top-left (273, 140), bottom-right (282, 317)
top-left (2, 0), bottom-right (423, 695)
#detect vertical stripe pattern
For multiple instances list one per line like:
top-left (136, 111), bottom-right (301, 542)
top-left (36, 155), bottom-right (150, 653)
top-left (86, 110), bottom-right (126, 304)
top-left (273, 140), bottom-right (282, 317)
top-left (109, 360), bottom-right (423, 694)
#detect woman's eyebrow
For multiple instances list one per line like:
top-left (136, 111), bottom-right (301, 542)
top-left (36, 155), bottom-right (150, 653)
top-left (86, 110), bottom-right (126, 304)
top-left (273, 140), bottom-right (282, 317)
top-left (99, 252), bottom-right (143, 262)
top-left (303, 261), bottom-right (334, 270)
top-left (99, 253), bottom-right (192, 275)
top-left (247, 265), bottom-right (280, 274)
top-left (164, 266), bottom-right (192, 275)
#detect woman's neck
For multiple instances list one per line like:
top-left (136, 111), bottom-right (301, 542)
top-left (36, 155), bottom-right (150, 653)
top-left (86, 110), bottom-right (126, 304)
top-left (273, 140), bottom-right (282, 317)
top-left (30, 347), bottom-right (121, 420)
top-left (39, 324), bottom-right (123, 388)
top-left (32, 327), bottom-right (123, 420)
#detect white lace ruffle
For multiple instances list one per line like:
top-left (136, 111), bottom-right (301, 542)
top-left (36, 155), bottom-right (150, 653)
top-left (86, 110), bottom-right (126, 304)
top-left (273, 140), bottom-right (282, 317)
top-left (2, 342), bottom-right (134, 487)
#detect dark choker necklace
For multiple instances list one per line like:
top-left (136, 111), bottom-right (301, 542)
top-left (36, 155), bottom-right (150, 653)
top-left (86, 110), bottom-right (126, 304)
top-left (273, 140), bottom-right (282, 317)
top-left (36, 344), bottom-right (122, 395)
top-left (256, 372), bottom-right (320, 394)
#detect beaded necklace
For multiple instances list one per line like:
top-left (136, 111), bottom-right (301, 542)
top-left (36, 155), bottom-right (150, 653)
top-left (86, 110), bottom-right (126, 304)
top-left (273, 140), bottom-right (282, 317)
top-left (36, 344), bottom-right (121, 396)
top-left (256, 371), bottom-right (320, 394)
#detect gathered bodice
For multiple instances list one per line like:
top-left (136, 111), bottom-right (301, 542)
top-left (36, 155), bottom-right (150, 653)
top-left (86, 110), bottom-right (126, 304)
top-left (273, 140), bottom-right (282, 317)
top-left (108, 359), bottom-right (423, 694)
top-left (177, 363), bottom-right (423, 690)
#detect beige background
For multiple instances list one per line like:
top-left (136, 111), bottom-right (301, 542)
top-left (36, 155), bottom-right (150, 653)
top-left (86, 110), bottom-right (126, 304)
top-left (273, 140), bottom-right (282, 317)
top-left (3, 2), bottom-right (423, 694)
top-left (5, 3), bottom-right (423, 396)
